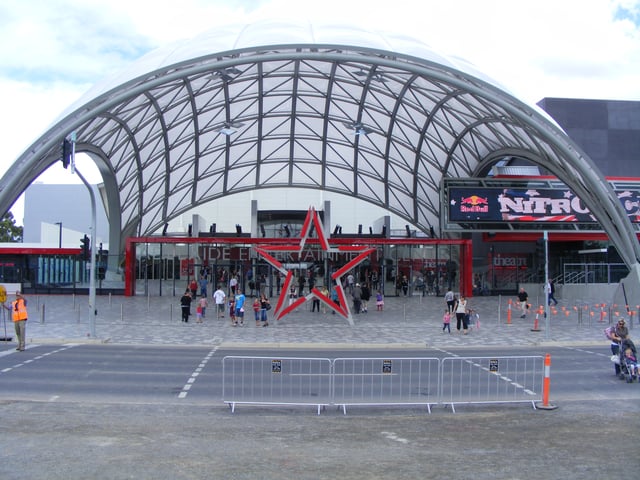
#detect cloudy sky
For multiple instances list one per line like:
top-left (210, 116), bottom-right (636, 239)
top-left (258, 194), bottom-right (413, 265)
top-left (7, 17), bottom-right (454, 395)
top-left (1, 0), bottom-right (639, 222)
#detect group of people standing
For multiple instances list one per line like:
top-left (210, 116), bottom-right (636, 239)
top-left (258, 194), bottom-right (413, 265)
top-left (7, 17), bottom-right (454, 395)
top-left (442, 288), bottom-right (477, 334)
top-left (180, 277), bottom-right (272, 328)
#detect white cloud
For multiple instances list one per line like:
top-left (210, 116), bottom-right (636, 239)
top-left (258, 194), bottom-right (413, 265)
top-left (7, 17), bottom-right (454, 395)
top-left (0, 0), bottom-right (639, 223)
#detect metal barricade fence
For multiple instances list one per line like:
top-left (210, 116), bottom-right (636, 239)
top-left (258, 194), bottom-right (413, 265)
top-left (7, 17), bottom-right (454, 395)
top-left (440, 356), bottom-right (544, 412)
top-left (222, 355), bottom-right (546, 414)
top-left (332, 357), bottom-right (440, 414)
top-left (222, 356), bottom-right (333, 414)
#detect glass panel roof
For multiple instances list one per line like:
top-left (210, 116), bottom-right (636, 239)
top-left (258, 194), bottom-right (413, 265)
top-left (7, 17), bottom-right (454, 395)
top-left (0, 19), bottom-right (639, 267)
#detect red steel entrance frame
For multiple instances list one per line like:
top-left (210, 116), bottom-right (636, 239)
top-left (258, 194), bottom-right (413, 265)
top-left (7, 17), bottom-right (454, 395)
top-left (125, 226), bottom-right (472, 302)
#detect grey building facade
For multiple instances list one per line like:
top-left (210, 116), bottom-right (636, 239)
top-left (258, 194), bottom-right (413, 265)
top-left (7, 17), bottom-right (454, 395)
top-left (23, 183), bottom-right (109, 245)
top-left (537, 98), bottom-right (640, 177)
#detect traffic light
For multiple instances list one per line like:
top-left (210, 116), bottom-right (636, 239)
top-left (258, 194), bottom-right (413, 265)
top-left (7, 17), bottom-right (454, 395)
top-left (62, 138), bottom-right (73, 169)
top-left (80, 235), bottom-right (90, 261)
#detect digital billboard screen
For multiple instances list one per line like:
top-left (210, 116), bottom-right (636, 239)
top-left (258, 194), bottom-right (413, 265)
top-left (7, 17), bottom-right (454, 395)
top-left (447, 186), bottom-right (640, 224)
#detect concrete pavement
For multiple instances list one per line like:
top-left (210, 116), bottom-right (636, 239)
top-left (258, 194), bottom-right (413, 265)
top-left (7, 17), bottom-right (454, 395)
top-left (3, 292), bottom-right (626, 349)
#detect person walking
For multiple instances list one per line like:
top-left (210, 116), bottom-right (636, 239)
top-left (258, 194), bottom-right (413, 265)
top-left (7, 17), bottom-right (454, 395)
top-left (454, 295), bottom-right (469, 334)
top-left (517, 287), bottom-right (529, 318)
top-left (198, 275), bottom-right (208, 297)
top-left (229, 274), bottom-right (238, 295)
top-left (189, 278), bottom-right (198, 297)
top-left (252, 297), bottom-right (261, 326)
top-left (4, 291), bottom-right (28, 351)
top-left (260, 293), bottom-right (270, 327)
top-left (234, 290), bottom-right (246, 326)
top-left (375, 290), bottom-right (384, 311)
top-left (360, 283), bottom-right (371, 313)
top-left (297, 274), bottom-right (306, 297)
top-left (180, 290), bottom-right (192, 322)
top-left (352, 283), bottom-right (363, 314)
top-left (213, 286), bottom-right (226, 318)
top-left (311, 293), bottom-right (321, 312)
top-left (445, 288), bottom-right (455, 313)
top-left (545, 279), bottom-right (558, 306)
top-left (198, 295), bottom-right (208, 320)
top-left (320, 286), bottom-right (329, 314)
top-left (400, 275), bottom-right (409, 296)
top-left (330, 285), bottom-right (340, 314)
top-left (442, 309), bottom-right (451, 333)
top-left (346, 273), bottom-right (355, 295)
top-left (289, 284), bottom-right (297, 306)
top-left (228, 296), bottom-right (237, 326)
top-left (608, 319), bottom-right (629, 377)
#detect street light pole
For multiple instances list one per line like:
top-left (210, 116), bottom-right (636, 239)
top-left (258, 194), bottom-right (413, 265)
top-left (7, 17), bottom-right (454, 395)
top-left (65, 132), bottom-right (97, 338)
top-left (54, 222), bottom-right (62, 248)
top-left (74, 168), bottom-right (97, 338)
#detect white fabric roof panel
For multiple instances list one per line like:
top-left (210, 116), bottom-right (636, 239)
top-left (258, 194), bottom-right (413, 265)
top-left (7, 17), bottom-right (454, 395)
top-left (0, 18), bottom-right (639, 268)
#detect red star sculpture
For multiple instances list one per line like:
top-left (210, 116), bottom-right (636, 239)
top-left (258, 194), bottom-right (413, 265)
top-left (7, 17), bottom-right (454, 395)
top-left (254, 207), bottom-right (375, 325)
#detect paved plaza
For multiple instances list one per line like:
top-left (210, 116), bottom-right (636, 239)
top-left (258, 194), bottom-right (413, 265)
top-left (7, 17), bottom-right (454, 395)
top-left (2, 291), bottom-right (626, 349)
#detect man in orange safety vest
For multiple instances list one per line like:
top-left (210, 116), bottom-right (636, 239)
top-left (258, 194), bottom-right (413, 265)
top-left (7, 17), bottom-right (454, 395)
top-left (4, 290), bottom-right (28, 351)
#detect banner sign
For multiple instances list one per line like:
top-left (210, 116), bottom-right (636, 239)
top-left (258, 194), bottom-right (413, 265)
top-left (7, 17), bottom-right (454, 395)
top-left (448, 187), bottom-right (640, 223)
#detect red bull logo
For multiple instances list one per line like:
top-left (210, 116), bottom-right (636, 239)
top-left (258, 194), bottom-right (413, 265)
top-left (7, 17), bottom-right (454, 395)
top-left (460, 194), bottom-right (489, 213)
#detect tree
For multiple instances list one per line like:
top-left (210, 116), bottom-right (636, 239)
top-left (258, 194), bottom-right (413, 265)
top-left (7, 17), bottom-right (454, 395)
top-left (0, 212), bottom-right (23, 242)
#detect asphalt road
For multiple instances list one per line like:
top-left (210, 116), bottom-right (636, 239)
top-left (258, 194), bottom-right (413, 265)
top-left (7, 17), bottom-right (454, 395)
top-left (0, 344), bottom-right (639, 479)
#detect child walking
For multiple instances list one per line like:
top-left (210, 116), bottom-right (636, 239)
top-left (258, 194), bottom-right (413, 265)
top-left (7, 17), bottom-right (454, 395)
top-left (376, 291), bottom-right (384, 311)
top-left (442, 309), bottom-right (451, 333)
top-left (253, 297), bottom-right (261, 326)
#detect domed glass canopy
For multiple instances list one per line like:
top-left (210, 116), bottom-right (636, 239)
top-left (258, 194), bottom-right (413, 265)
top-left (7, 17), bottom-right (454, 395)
top-left (1, 19), bottom-right (639, 268)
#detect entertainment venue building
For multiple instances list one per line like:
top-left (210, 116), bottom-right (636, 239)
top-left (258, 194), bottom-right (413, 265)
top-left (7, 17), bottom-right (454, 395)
top-left (0, 20), bottom-right (639, 305)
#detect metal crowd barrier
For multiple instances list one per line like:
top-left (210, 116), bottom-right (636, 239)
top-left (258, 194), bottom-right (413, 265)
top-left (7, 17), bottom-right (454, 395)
top-left (333, 357), bottom-right (440, 414)
top-left (222, 356), bottom-right (333, 414)
top-left (222, 355), bottom-right (545, 414)
top-left (440, 356), bottom-right (544, 412)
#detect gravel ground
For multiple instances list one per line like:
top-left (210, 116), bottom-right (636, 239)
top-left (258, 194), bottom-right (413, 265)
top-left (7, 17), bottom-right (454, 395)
top-left (1, 399), bottom-right (638, 480)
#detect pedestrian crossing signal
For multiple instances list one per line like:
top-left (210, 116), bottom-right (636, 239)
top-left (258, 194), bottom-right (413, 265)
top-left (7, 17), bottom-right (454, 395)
top-left (80, 235), bottom-right (90, 261)
top-left (62, 138), bottom-right (73, 169)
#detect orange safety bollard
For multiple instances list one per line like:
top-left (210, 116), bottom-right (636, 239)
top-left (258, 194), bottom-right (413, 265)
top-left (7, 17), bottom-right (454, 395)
top-left (537, 353), bottom-right (557, 410)
top-left (531, 306), bottom-right (542, 332)
top-left (600, 308), bottom-right (606, 323)
top-left (507, 299), bottom-right (512, 325)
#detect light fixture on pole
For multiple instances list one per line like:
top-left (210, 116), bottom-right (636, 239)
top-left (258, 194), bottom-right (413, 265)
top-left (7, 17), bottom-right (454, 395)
top-left (216, 120), bottom-right (245, 136)
top-left (342, 121), bottom-right (373, 136)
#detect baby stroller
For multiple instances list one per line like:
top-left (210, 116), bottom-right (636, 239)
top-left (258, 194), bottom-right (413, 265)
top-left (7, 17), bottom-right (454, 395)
top-left (618, 338), bottom-right (638, 383)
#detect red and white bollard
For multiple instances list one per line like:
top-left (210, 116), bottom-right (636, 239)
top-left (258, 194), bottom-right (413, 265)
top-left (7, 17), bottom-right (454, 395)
top-left (531, 305), bottom-right (542, 332)
top-left (536, 353), bottom-right (558, 410)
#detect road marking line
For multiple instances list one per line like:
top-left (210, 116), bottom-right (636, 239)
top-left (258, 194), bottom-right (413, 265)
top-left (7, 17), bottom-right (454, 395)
top-left (0, 344), bottom-right (77, 376)
top-left (178, 346), bottom-right (218, 399)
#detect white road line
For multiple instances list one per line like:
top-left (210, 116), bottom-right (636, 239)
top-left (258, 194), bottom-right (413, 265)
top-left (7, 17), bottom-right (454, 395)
top-left (0, 344), bottom-right (77, 376)
top-left (178, 346), bottom-right (218, 399)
